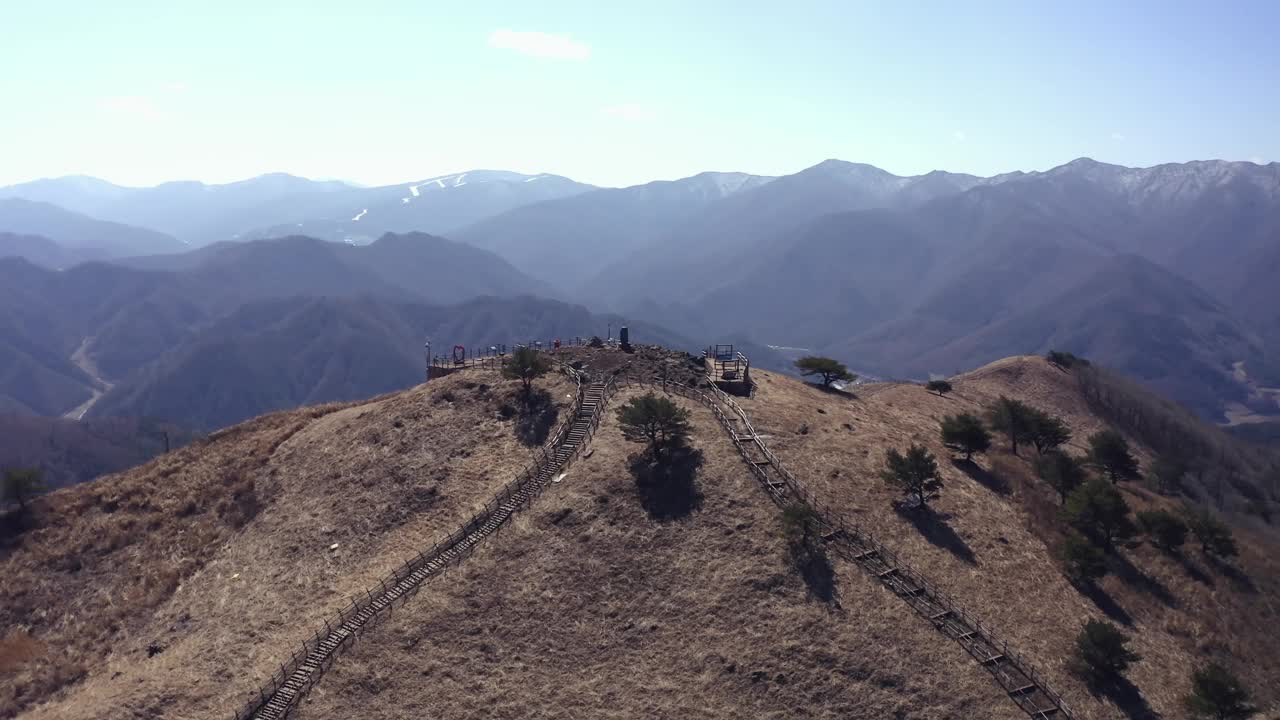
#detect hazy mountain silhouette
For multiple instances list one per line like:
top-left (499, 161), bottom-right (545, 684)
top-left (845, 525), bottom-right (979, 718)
top-left (0, 171), bottom-right (594, 247)
top-left (90, 295), bottom-right (695, 430)
top-left (0, 198), bottom-right (184, 256)
top-left (461, 157), bottom-right (1280, 420)
top-left (453, 171), bottom-right (773, 284)
top-left (0, 232), bottom-right (110, 269)
top-left (0, 233), bottom-right (551, 417)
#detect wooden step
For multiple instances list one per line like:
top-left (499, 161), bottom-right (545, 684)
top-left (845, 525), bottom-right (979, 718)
top-left (878, 567), bottom-right (898, 578)
top-left (981, 654), bottom-right (1005, 666)
top-left (1009, 684), bottom-right (1037, 697)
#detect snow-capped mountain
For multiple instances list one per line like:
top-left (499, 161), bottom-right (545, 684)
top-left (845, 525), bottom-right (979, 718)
top-left (249, 170), bottom-right (594, 246)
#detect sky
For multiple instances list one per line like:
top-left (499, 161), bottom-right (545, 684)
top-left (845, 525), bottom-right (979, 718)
top-left (2, 0), bottom-right (1277, 188)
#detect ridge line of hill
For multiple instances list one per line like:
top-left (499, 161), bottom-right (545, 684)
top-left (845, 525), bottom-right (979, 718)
top-left (235, 366), bottom-right (612, 720)
top-left (616, 369), bottom-right (1074, 719)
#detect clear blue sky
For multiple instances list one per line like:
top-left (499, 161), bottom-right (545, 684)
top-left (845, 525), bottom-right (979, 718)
top-left (2, 0), bottom-right (1276, 188)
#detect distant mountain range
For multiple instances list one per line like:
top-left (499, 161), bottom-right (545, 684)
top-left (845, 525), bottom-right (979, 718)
top-left (0, 198), bottom-right (184, 257)
top-left (0, 170), bottom-right (593, 247)
top-left (2, 157), bottom-right (1278, 425)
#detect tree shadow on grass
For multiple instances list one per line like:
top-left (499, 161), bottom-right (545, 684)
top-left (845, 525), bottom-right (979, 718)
top-left (1112, 552), bottom-right (1178, 608)
top-left (893, 503), bottom-right (977, 565)
top-left (1205, 554), bottom-right (1257, 593)
top-left (790, 540), bottom-right (838, 606)
top-left (515, 388), bottom-right (559, 446)
top-left (1091, 675), bottom-right (1162, 720)
top-left (1074, 581), bottom-right (1135, 626)
top-left (1175, 554), bottom-right (1215, 587)
top-left (629, 444), bottom-right (704, 520)
top-left (951, 458), bottom-right (1011, 496)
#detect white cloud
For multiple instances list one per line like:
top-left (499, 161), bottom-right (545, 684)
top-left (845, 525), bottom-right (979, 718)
top-left (488, 29), bottom-right (590, 60)
top-left (98, 95), bottom-right (164, 121)
top-left (165, 81), bottom-right (189, 92)
top-left (602, 104), bottom-right (657, 121)
top-left (1111, 132), bottom-right (1126, 141)
top-left (952, 130), bottom-right (966, 142)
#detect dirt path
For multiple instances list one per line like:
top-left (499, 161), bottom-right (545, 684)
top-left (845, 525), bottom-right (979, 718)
top-left (63, 337), bottom-right (114, 420)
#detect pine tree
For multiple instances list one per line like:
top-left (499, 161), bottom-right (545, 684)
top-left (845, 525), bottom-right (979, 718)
top-left (616, 393), bottom-right (692, 455)
top-left (2, 467), bottom-right (45, 511)
top-left (1028, 410), bottom-right (1072, 455)
top-left (1184, 506), bottom-right (1239, 559)
top-left (1060, 533), bottom-right (1108, 585)
top-left (1088, 430), bottom-right (1140, 484)
top-left (926, 379), bottom-right (953, 396)
top-left (986, 396), bottom-right (1036, 455)
top-left (1137, 509), bottom-right (1188, 553)
top-left (1149, 455), bottom-right (1189, 495)
top-left (502, 346), bottom-right (551, 393)
top-left (1184, 663), bottom-right (1256, 720)
top-left (1069, 620), bottom-right (1141, 687)
top-left (940, 413), bottom-right (991, 461)
top-left (794, 356), bottom-right (856, 387)
top-left (881, 444), bottom-right (942, 508)
top-left (1063, 478), bottom-right (1136, 551)
top-left (1035, 450), bottom-right (1087, 504)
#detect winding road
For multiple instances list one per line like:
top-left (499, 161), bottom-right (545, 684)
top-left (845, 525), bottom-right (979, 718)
top-left (62, 337), bottom-right (113, 421)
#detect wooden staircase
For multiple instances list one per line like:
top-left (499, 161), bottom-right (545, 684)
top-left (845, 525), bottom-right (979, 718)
top-left (617, 372), bottom-right (1074, 720)
top-left (237, 374), bottom-right (611, 720)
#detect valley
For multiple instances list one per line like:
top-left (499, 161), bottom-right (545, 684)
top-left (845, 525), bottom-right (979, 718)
top-left (62, 337), bottom-right (112, 421)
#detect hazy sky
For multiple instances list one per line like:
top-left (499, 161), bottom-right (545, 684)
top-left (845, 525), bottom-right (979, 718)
top-left (2, 0), bottom-right (1277, 188)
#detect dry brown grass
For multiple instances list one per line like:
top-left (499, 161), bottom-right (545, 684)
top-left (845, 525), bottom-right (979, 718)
top-left (742, 357), bottom-right (1280, 719)
top-left (5, 370), bottom-right (573, 720)
top-left (292, 387), bottom-right (1020, 720)
top-left (9, 351), bottom-right (1278, 720)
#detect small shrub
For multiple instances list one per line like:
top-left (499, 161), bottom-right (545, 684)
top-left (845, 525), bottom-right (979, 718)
top-left (1069, 619), bottom-right (1141, 687)
top-left (1047, 350), bottom-right (1089, 369)
top-left (588, 336), bottom-right (605, 348)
